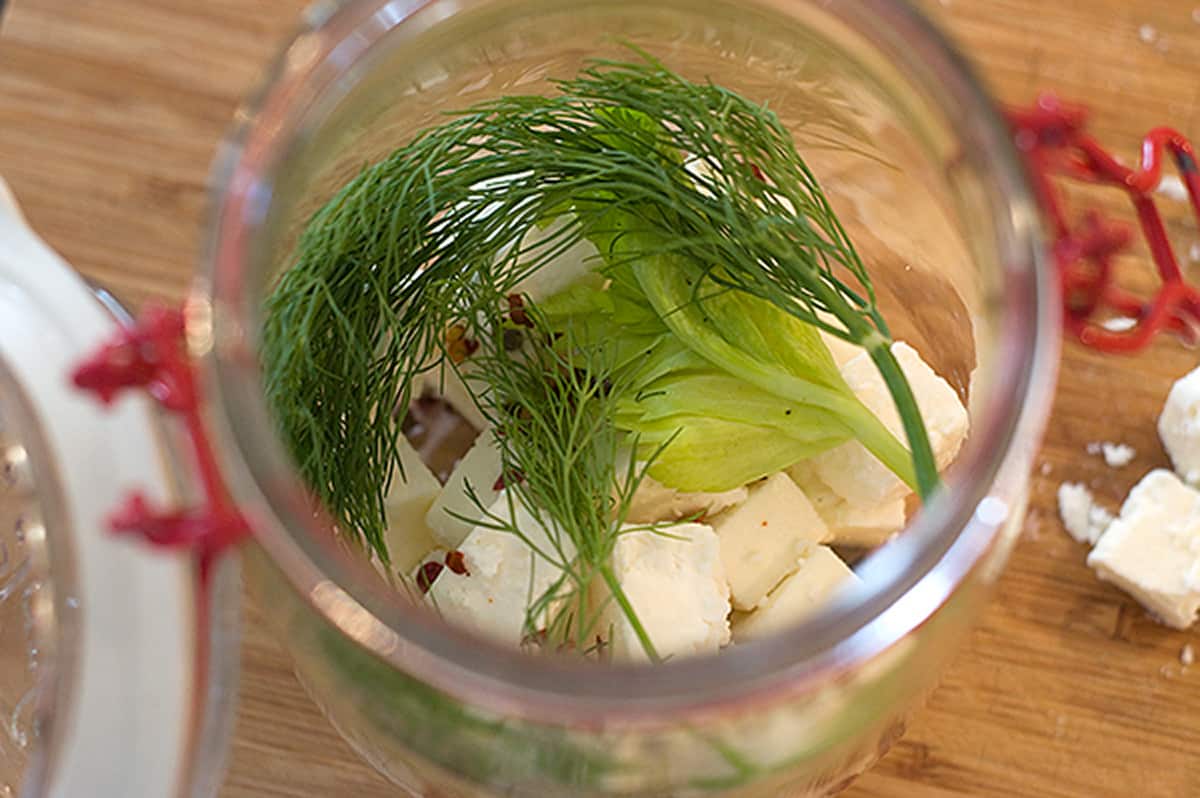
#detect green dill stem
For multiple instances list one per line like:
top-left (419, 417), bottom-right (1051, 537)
top-left (866, 339), bottom-right (938, 500)
top-left (813, 280), bottom-right (937, 501)
top-left (599, 564), bottom-right (660, 663)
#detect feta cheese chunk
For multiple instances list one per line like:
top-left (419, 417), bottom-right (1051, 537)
top-left (820, 498), bottom-right (907, 547)
top-left (1087, 469), bottom-right (1200, 629)
top-left (811, 341), bottom-right (969, 506)
top-left (426, 492), bottom-right (574, 646)
top-left (599, 523), bottom-right (731, 663)
top-left (624, 474), bottom-right (749, 524)
top-left (1159, 365), bottom-right (1200, 485)
top-left (733, 546), bottom-right (859, 642)
top-left (426, 430), bottom-right (504, 548)
top-left (711, 472), bottom-right (829, 610)
top-left (380, 436), bottom-right (443, 574)
top-left (786, 461), bottom-right (906, 547)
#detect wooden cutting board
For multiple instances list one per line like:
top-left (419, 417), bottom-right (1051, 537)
top-left (2, 1), bottom-right (1199, 795)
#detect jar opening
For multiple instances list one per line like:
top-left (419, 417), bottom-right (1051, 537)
top-left (201, 0), bottom-right (1055, 718)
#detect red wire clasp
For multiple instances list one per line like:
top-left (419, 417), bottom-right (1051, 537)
top-left (72, 303), bottom-right (251, 574)
top-left (1008, 94), bottom-right (1200, 352)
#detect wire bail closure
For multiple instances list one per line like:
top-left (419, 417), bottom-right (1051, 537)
top-left (72, 304), bottom-right (250, 576)
top-left (1008, 93), bottom-right (1200, 351)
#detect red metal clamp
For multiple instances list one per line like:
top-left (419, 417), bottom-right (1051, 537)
top-left (72, 304), bottom-right (251, 577)
top-left (1008, 93), bottom-right (1200, 352)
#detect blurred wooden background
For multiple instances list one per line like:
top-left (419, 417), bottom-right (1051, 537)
top-left (2, 0), bottom-right (1199, 795)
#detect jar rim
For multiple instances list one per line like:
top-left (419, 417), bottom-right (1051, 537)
top-left (198, 0), bottom-right (1058, 722)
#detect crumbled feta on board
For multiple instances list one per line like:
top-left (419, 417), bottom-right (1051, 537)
top-left (786, 461), bottom-right (906, 547)
top-left (1087, 469), bottom-right (1200, 629)
top-left (1056, 482), bottom-right (1113, 546)
top-left (380, 436), bottom-right (443, 574)
top-left (733, 545), bottom-right (859, 642)
top-left (426, 491), bottom-right (575, 646)
top-left (426, 429), bottom-right (505, 548)
top-left (597, 523), bottom-right (731, 663)
top-left (1159, 365), bottom-right (1200, 485)
top-left (710, 472), bottom-right (829, 610)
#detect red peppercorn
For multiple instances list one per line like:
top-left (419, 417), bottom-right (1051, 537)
top-left (444, 550), bottom-right (469, 575)
top-left (416, 560), bottom-right (444, 593)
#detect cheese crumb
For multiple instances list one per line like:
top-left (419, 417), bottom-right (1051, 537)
top-left (1087, 469), bottom-right (1200, 629)
top-left (1182, 643), bottom-right (1195, 667)
top-left (1100, 316), bottom-right (1137, 333)
top-left (1101, 442), bottom-right (1136, 468)
top-left (1159, 365), bottom-right (1200, 485)
top-left (1057, 482), bottom-right (1113, 545)
top-left (1157, 174), bottom-right (1188, 201)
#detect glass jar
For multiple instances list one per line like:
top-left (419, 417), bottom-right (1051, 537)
top-left (199, 0), bottom-right (1058, 795)
top-left (0, 180), bottom-right (239, 798)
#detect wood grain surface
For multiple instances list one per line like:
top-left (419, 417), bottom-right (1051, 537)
top-left (3, 1), bottom-right (1200, 796)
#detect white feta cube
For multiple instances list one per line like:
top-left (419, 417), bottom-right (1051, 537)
top-left (1087, 469), bottom-right (1200, 629)
top-left (598, 523), bottom-right (731, 663)
top-left (1159, 365), bottom-right (1200, 485)
top-left (811, 341), bottom-right (968, 506)
top-left (426, 430), bottom-right (505, 548)
top-left (426, 492), bottom-right (574, 646)
top-left (624, 473), bottom-right (748, 524)
top-left (711, 472), bottom-right (829, 610)
top-left (820, 498), bottom-right (907, 547)
top-left (380, 436), bottom-right (443, 574)
top-left (786, 461), bottom-right (906, 547)
top-left (733, 545), bottom-right (859, 642)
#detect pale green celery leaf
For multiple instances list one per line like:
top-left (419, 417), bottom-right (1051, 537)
top-left (621, 371), bottom-right (847, 441)
top-left (630, 253), bottom-right (853, 407)
top-left (555, 205), bottom-right (885, 490)
top-left (539, 267), bottom-right (852, 492)
top-left (614, 371), bottom-right (849, 492)
top-left (537, 275), bottom-right (613, 322)
top-left (629, 255), bottom-right (916, 488)
top-left (625, 414), bottom-right (841, 492)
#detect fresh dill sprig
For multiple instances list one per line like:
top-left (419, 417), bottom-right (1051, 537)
top-left (262, 50), bottom-right (939, 577)
top-left (464, 305), bottom-right (662, 658)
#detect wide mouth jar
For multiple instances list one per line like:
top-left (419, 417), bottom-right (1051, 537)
top-left (200, 0), bottom-right (1058, 792)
